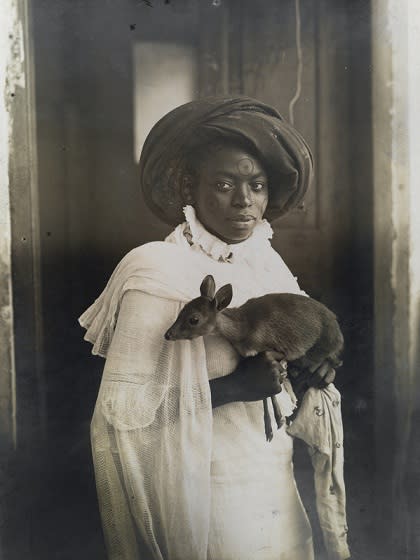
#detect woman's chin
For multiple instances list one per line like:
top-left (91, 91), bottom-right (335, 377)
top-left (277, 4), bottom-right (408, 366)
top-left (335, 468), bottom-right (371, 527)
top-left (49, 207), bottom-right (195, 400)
top-left (203, 219), bottom-right (257, 244)
top-left (221, 226), bottom-right (255, 243)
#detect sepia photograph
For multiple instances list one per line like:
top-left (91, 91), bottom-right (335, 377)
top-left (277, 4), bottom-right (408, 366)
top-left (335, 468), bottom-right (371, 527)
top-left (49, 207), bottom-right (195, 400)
top-left (1, 1), bottom-right (419, 559)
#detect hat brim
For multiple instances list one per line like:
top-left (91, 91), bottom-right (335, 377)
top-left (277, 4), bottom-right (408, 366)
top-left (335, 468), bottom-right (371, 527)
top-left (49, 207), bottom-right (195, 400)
top-left (140, 96), bottom-right (314, 226)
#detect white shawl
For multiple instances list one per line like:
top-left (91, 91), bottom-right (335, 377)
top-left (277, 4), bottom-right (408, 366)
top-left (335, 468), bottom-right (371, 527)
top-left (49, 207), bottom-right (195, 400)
top-left (80, 214), bottom-right (349, 560)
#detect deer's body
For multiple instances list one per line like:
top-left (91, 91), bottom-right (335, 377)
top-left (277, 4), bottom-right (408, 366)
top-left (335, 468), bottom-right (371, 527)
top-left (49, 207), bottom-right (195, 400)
top-left (165, 275), bottom-right (344, 441)
top-left (216, 293), bottom-right (343, 372)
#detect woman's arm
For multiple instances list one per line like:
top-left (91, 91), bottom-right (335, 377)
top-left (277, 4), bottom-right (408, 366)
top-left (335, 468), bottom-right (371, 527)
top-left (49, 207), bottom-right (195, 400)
top-left (210, 357), bottom-right (337, 409)
top-left (95, 289), bottom-right (213, 560)
top-left (210, 352), bottom-right (286, 408)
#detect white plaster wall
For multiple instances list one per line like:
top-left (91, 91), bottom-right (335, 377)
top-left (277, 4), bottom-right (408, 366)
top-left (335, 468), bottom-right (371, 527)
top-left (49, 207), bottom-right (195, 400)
top-left (407, 0), bottom-right (420, 397)
top-left (0, 0), bottom-right (24, 448)
top-left (386, 0), bottom-right (420, 424)
top-left (372, 0), bottom-right (420, 555)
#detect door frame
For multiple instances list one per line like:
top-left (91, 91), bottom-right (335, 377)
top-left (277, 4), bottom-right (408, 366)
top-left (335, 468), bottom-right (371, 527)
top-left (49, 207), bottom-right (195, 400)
top-left (1, 0), bottom-right (45, 452)
top-left (371, 1), bottom-right (420, 557)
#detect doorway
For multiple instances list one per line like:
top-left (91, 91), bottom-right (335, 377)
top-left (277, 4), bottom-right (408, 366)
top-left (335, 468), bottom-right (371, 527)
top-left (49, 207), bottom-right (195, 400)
top-left (7, 1), bottom-right (374, 558)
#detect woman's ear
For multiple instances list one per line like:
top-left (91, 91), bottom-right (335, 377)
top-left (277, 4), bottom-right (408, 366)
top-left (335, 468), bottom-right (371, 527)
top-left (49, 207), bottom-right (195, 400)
top-left (214, 284), bottom-right (233, 311)
top-left (200, 275), bottom-right (216, 299)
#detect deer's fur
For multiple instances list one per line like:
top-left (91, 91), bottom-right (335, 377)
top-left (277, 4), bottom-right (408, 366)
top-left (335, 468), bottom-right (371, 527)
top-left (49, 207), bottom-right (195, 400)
top-left (165, 275), bottom-right (343, 373)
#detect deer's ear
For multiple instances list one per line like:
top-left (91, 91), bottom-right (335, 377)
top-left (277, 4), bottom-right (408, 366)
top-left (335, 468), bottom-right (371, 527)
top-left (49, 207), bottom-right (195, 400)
top-left (214, 284), bottom-right (233, 311)
top-left (200, 275), bottom-right (216, 299)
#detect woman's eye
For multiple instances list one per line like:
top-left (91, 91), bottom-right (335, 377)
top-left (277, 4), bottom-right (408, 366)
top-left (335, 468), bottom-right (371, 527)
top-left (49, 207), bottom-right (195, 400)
top-left (189, 316), bottom-right (199, 326)
top-left (252, 182), bottom-right (266, 191)
top-left (215, 181), bottom-right (233, 192)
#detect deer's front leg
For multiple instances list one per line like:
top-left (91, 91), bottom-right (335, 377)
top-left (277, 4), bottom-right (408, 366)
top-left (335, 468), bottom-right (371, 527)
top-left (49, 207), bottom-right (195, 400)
top-left (263, 398), bottom-right (273, 442)
top-left (271, 395), bottom-right (283, 428)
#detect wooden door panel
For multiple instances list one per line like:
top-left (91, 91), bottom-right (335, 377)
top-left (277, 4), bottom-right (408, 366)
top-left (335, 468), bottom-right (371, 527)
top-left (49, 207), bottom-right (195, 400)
top-left (222, 0), bottom-right (352, 306)
top-left (240, 0), bottom-right (318, 230)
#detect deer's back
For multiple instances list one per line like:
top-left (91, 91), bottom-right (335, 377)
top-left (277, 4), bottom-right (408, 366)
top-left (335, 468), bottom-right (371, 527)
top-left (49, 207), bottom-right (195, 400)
top-left (238, 293), bottom-right (341, 360)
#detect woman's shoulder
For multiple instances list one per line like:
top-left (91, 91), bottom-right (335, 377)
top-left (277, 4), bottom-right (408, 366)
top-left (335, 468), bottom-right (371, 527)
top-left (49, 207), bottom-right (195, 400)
top-left (123, 240), bottom-right (187, 263)
top-left (263, 245), bottom-right (292, 272)
top-left (112, 240), bottom-right (206, 302)
top-left (79, 241), bottom-right (199, 355)
top-left (116, 240), bottom-right (196, 275)
top-left (262, 246), bottom-right (306, 295)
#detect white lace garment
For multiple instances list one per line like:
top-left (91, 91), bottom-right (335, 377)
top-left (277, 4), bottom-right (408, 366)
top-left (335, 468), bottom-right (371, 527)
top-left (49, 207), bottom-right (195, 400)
top-left (80, 206), bottom-right (349, 560)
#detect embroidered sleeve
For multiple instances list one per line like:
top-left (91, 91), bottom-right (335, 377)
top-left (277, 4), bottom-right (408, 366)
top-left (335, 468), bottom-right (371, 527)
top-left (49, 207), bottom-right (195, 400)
top-left (287, 386), bottom-right (350, 560)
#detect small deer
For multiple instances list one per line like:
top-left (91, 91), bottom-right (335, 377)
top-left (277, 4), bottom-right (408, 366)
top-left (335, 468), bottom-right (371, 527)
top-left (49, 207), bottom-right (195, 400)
top-left (164, 275), bottom-right (343, 441)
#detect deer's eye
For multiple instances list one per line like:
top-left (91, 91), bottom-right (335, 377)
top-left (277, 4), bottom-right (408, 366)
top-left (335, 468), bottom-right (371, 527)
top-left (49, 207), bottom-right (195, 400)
top-left (189, 316), bottom-right (199, 326)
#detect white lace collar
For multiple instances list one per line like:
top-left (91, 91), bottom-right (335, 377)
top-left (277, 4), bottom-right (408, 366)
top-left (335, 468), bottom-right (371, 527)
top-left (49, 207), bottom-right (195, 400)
top-left (182, 205), bottom-right (273, 263)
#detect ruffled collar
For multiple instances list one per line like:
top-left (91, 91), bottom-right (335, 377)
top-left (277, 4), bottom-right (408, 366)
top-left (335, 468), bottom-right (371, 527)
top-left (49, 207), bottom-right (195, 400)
top-left (182, 205), bottom-right (273, 263)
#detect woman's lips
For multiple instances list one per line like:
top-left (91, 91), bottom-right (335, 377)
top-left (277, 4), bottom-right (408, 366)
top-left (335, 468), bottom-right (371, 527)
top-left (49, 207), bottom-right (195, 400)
top-left (230, 215), bottom-right (256, 223)
top-left (229, 216), bottom-right (256, 229)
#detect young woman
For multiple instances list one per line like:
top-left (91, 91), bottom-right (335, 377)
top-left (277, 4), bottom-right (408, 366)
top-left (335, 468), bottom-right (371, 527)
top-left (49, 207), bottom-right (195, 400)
top-left (80, 96), bottom-right (349, 560)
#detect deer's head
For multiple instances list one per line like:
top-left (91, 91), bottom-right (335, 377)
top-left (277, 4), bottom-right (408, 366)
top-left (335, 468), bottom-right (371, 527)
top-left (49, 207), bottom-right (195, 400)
top-left (164, 275), bottom-right (232, 341)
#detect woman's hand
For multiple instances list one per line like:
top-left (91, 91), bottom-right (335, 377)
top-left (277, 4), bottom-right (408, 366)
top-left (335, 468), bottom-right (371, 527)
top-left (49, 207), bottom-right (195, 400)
top-left (210, 352), bottom-right (287, 408)
top-left (308, 361), bottom-right (337, 388)
top-left (289, 361), bottom-right (337, 393)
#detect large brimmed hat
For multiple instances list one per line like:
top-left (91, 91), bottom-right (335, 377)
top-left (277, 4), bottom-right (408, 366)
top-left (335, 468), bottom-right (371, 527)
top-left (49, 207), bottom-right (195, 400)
top-left (140, 96), bottom-right (314, 225)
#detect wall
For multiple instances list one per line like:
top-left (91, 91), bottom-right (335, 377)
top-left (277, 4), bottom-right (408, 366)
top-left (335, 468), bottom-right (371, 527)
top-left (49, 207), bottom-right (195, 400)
top-left (0, 0), bottom-right (18, 454)
top-left (371, 0), bottom-right (420, 557)
top-left (1, 1), bottom-right (51, 557)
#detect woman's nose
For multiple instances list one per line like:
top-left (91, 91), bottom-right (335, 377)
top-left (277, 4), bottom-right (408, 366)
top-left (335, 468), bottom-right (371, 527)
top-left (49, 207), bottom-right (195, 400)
top-left (232, 184), bottom-right (252, 207)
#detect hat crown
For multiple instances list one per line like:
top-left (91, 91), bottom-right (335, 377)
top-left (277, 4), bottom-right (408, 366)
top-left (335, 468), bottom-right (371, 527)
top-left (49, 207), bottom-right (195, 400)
top-left (140, 96), bottom-right (314, 226)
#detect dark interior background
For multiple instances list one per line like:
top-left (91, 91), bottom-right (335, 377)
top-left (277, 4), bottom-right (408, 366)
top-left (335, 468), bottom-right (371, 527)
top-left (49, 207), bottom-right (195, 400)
top-left (5, 1), bottom-right (376, 558)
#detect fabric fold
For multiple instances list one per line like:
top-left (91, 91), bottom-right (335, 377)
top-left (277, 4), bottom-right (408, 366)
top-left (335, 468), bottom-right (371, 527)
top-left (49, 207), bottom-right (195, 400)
top-left (287, 386), bottom-right (350, 560)
top-left (79, 242), bottom-right (199, 357)
top-left (92, 290), bottom-right (213, 560)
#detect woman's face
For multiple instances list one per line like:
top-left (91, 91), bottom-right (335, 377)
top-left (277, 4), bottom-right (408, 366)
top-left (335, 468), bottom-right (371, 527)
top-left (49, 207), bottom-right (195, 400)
top-left (191, 145), bottom-right (269, 244)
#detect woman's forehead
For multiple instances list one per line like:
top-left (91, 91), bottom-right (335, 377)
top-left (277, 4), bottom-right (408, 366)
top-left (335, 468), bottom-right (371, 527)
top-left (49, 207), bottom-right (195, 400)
top-left (198, 145), bottom-right (266, 177)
